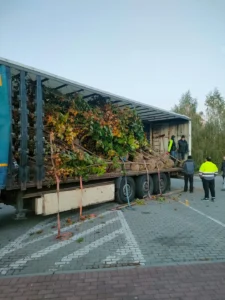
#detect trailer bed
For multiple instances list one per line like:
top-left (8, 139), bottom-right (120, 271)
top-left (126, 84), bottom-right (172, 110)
top-left (6, 167), bottom-right (182, 191)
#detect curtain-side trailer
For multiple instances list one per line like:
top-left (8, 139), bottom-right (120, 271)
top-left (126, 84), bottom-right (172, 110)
top-left (0, 58), bottom-right (191, 218)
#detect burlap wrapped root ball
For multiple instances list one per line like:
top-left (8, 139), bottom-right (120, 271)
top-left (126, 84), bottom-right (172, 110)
top-left (139, 159), bottom-right (156, 171)
top-left (156, 161), bottom-right (164, 170)
top-left (139, 163), bottom-right (146, 171)
top-left (160, 153), bottom-right (170, 163)
top-left (165, 159), bottom-right (174, 168)
top-left (143, 154), bottom-right (151, 160)
top-left (147, 159), bottom-right (156, 171)
top-left (124, 162), bottom-right (131, 171)
top-left (131, 163), bottom-right (140, 171)
top-left (133, 153), bottom-right (144, 162)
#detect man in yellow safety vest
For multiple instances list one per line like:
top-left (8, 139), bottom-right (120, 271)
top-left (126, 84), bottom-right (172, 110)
top-left (199, 156), bottom-right (218, 201)
top-left (168, 135), bottom-right (176, 162)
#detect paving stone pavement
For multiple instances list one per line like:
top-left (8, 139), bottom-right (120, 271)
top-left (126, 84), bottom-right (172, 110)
top-left (0, 177), bottom-right (225, 277)
top-left (0, 262), bottom-right (225, 299)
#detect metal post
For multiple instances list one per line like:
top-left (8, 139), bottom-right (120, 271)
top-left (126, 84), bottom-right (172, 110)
top-left (19, 71), bottom-right (29, 190)
top-left (14, 191), bottom-right (26, 220)
top-left (6, 67), bottom-right (13, 189)
top-left (143, 123), bottom-right (150, 142)
top-left (168, 173), bottom-right (171, 191)
top-left (35, 75), bottom-right (44, 188)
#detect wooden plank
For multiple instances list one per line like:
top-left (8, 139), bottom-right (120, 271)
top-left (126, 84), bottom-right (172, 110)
top-left (23, 181), bottom-right (113, 199)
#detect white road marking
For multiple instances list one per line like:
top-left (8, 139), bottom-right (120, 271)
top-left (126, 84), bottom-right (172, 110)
top-left (179, 201), bottom-right (225, 227)
top-left (0, 216), bottom-right (119, 275)
top-left (0, 210), bottom-right (145, 275)
top-left (0, 211), bottom-right (112, 261)
top-left (52, 210), bottom-right (145, 271)
top-left (117, 210), bottom-right (146, 265)
top-left (102, 211), bottom-right (146, 266)
top-left (52, 229), bottom-right (124, 270)
top-left (0, 217), bottom-right (55, 261)
top-left (101, 245), bottom-right (131, 264)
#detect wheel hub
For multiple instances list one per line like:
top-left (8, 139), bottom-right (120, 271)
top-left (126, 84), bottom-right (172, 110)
top-left (160, 178), bottom-right (165, 189)
top-left (123, 183), bottom-right (131, 197)
top-left (143, 181), bottom-right (149, 191)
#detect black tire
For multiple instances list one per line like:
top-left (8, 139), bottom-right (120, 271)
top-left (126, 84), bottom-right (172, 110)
top-left (153, 172), bottom-right (168, 194)
top-left (135, 175), bottom-right (154, 199)
top-left (115, 176), bottom-right (136, 204)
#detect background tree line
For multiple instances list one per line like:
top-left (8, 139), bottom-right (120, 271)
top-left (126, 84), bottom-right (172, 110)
top-left (172, 89), bottom-right (225, 170)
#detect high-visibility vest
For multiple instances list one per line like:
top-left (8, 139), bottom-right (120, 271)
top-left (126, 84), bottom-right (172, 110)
top-left (199, 161), bottom-right (218, 180)
top-left (168, 139), bottom-right (174, 152)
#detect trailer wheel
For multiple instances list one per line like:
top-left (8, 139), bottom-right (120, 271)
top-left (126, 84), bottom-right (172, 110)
top-left (135, 175), bottom-right (154, 199)
top-left (115, 176), bottom-right (135, 204)
top-left (153, 172), bottom-right (168, 194)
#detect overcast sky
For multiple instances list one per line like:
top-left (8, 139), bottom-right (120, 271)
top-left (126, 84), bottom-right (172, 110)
top-left (1, 0), bottom-right (225, 112)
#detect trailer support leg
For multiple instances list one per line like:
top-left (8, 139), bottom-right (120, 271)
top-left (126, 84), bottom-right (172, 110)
top-left (168, 173), bottom-right (171, 191)
top-left (15, 191), bottom-right (26, 220)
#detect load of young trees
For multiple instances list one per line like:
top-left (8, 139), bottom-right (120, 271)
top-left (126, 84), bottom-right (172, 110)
top-left (11, 77), bottom-right (175, 184)
top-left (172, 89), bottom-right (225, 169)
top-left (43, 91), bottom-right (174, 182)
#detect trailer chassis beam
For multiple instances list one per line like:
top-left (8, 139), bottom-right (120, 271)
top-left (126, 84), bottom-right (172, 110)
top-left (35, 75), bottom-right (44, 188)
top-left (14, 191), bottom-right (26, 220)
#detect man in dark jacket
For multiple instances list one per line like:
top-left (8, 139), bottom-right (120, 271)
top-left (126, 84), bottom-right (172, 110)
top-left (178, 135), bottom-right (189, 160)
top-left (182, 155), bottom-right (195, 193)
top-left (168, 135), bottom-right (176, 162)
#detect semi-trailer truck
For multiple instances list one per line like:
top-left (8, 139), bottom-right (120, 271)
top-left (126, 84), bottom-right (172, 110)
top-left (0, 58), bottom-right (191, 218)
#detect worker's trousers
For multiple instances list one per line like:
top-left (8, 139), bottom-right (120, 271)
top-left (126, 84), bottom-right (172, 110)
top-left (202, 178), bottom-right (215, 198)
top-left (170, 151), bottom-right (176, 162)
top-left (184, 174), bottom-right (194, 192)
top-left (178, 152), bottom-right (185, 160)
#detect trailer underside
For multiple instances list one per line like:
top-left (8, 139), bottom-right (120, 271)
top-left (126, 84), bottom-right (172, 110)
top-left (1, 168), bottom-right (182, 218)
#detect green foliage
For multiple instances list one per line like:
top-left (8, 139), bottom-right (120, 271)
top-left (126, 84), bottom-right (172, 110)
top-left (60, 151), bottom-right (107, 180)
top-left (172, 89), bottom-right (225, 169)
top-left (44, 92), bottom-right (148, 181)
top-left (76, 237), bottom-right (84, 243)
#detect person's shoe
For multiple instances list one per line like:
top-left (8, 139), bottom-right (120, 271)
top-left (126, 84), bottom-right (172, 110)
top-left (190, 191), bottom-right (193, 193)
top-left (211, 197), bottom-right (215, 202)
top-left (201, 198), bottom-right (209, 201)
top-left (183, 190), bottom-right (187, 192)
